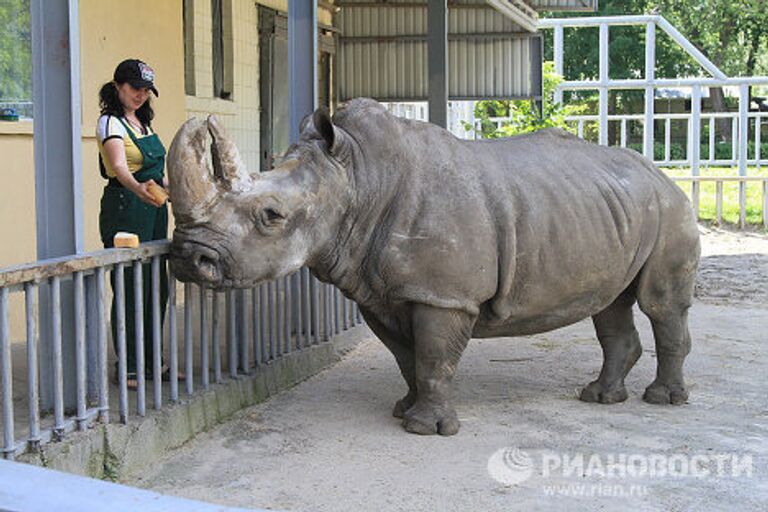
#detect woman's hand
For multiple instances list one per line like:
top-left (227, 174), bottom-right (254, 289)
top-left (132, 181), bottom-right (162, 207)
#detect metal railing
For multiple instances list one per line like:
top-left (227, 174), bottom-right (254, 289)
top-left (0, 242), bottom-right (361, 460)
top-left (671, 176), bottom-right (768, 229)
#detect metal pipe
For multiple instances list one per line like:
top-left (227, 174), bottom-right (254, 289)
top-left (598, 23), bottom-right (609, 146)
top-left (251, 287), bottom-right (261, 367)
top-left (50, 276), bottom-right (65, 438)
top-left (553, 24), bottom-right (563, 105)
top-left (292, 274), bottom-right (302, 351)
top-left (184, 282), bottom-right (193, 395)
top-left (312, 277), bottom-right (321, 344)
top-left (73, 272), bottom-right (86, 430)
top-left (227, 290), bottom-right (238, 377)
top-left (212, 291), bottom-right (222, 383)
top-left (259, 284), bottom-right (268, 362)
top-left (302, 268), bottom-right (311, 347)
top-left (151, 257), bottom-right (162, 408)
top-left (716, 181), bottom-right (723, 224)
top-left (24, 283), bottom-right (40, 448)
top-left (268, 281), bottom-right (277, 357)
top-left (133, 262), bottom-right (145, 416)
top-left (167, 273), bottom-right (178, 402)
top-left (239, 289), bottom-right (250, 370)
top-left (1, 287), bottom-right (14, 459)
top-left (275, 279), bottom-right (284, 357)
top-left (200, 288), bottom-right (209, 389)
top-left (115, 264), bottom-right (128, 422)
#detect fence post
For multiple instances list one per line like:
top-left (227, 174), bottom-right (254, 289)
top-left (598, 23), bottom-right (609, 146)
top-left (554, 24), bottom-right (564, 105)
top-left (644, 21), bottom-right (656, 159)
top-left (739, 84), bottom-right (749, 228)
top-left (691, 85), bottom-right (702, 219)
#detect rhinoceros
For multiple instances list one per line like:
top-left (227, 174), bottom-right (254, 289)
top-left (168, 98), bottom-right (700, 436)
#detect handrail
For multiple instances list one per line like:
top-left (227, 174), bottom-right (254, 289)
top-left (0, 240), bottom-right (170, 289)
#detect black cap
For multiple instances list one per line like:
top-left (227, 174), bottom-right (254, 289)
top-left (113, 59), bottom-right (159, 97)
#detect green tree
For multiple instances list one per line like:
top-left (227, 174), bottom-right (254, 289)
top-left (0, 0), bottom-right (32, 101)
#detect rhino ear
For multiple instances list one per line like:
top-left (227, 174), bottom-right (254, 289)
top-left (312, 106), bottom-right (336, 153)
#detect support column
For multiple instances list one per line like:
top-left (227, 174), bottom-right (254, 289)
top-left (427, 0), bottom-right (448, 128)
top-left (643, 21), bottom-right (656, 159)
top-left (288, 0), bottom-right (318, 342)
top-left (31, 0), bottom-right (83, 409)
top-left (288, 0), bottom-right (318, 143)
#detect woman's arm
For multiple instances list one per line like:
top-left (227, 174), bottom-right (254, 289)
top-left (102, 138), bottom-right (160, 206)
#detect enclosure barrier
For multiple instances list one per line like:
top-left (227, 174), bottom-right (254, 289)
top-left (670, 176), bottom-right (768, 229)
top-left (0, 242), bottom-right (361, 460)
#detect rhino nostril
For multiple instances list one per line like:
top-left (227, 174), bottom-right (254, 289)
top-left (195, 254), bottom-right (220, 282)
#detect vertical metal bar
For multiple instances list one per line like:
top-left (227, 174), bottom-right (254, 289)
top-left (184, 282), bottom-right (194, 395)
top-left (212, 292), bottom-right (222, 383)
top-left (342, 295), bottom-right (349, 331)
top-left (115, 264), bottom-right (128, 422)
top-left (24, 283), bottom-right (40, 449)
top-left (763, 180), bottom-right (768, 230)
top-left (553, 24), bottom-right (563, 105)
top-left (598, 23), bottom-right (609, 146)
top-left (200, 288), bottom-right (209, 389)
top-left (259, 284), bottom-right (269, 361)
top-left (268, 282), bottom-right (278, 357)
top-left (96, 267), bottom-right (108, 423)
top-left (228, 290), bottom-right (238, 377)
top-left (251, 288), bottom-right (261, 367)
top-left (663, 118), bottom-right (671, 162)
top-left (50, 277), bottom-right (65, 438)
top-left (427, 0), bottom-right (448, 128)
top-left (292, 274), bottom-right (302, 351)
top-left (239, 290), bottom-right (250, 370)
top-left (644, 21), bottom-right (656, 159)
top-left (732, 116), bottom-right (739, 164)
top-left (691, 85), bottom-right (702, 218)
top-left (275, 280), bottom-right (284, 357)
top-left (620, 118), bottom-right (627, 148)
top-left (755, 115), bottom-right (762, 166)
top-left (302, 268), bottom-right (311, 347)
top-left (312, 277), bottom-right (321, 344)
top-left (324, 284), bottom-right (332, 341)
top-left (577, 119), bottom-right (584, 139)
top-left (716, 180), bottom-right (723, 225)
top-left (133, 262), bottom-right (145, 416)
top-left (739, 86), bottom-right (749, 228)
top-left (167, 273), bottom-right (178, 402)
top-left (334, 289), bottom-right (342, 335)
top-left (73, 272), bottom-right (86, 430)
top-left (709, 116), bottom-right (716, 162)
top-left (151, 257), bottom-right (162, 408)
top-left (1, 287), bottom-right (14, 459)
top-left (283, 276), bottom-right (292, 355)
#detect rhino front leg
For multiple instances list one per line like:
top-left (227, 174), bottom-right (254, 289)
top-left (359, 308), bottom-right (417, 418)
top-left (403, 304), bottom-right (473, 436)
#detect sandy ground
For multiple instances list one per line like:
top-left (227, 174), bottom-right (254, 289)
top-left (132, 227), bottom-right (768, 511)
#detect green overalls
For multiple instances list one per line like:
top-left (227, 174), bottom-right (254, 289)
top-left (99, 118), bottom-right (168, 376)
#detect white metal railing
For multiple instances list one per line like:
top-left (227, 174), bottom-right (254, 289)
top-left (0, 243), bottom-right (361, 460)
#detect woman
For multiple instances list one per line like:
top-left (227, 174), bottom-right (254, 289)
top-left (97, 59), bottom-right (176, 389)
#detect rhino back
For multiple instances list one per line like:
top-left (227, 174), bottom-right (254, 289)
top-left (332, 103), bottom-right (689, 332)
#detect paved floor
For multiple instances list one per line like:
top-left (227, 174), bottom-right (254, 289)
top-left (130, 229), bottom-right (768, 511)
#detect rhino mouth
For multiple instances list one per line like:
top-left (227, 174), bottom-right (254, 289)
top-left (170, 238), bottom-right (226, 287)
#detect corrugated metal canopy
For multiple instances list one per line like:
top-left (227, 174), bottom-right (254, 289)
top-left (336, 0), bottom-right (542, 101)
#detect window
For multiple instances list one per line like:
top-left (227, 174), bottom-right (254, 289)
top-left (0, 0), bottom-right (32, 119)
top-left (183, 0), bottom-right (195, 96)
top-left (211, 0), bottom-right (233, 100)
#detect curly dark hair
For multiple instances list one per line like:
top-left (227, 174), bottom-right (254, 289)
top-left (98, 81), bottom-right (154, 126)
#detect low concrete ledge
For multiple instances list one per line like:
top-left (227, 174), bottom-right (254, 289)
top-left (17, 325), bottom-right (372, 481)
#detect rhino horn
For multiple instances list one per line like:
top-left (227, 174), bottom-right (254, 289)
top-left (167, 117), bottom-right (219, 223)
top-left (207, 114), bottom-right (255, 191)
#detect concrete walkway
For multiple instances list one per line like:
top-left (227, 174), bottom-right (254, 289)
top-left (131, 300), bottom-right (768, 511)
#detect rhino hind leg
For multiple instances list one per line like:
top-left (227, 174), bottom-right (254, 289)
top-left (402, 304), bottom-right (473, 436)
top-left (359, 308), bottom-right (418, 418)
top-left (580, 292), bottom-right (643, 404)
top-left (635, 222), bottom-right (698, 406)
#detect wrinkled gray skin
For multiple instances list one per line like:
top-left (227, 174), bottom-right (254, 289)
top-left (169, 98), bottom-right (700, 436)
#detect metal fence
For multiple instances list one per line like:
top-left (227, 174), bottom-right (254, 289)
top-left (0, 242), bottom-right (361, 460)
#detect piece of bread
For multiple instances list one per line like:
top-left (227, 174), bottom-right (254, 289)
top-left (114, 232), bottom-right (140, 248)
top-left (146, 180), bottom-right (169, 205)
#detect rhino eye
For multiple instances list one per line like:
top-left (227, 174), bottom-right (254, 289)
top-left (264, 208), bottom-right (284, 221)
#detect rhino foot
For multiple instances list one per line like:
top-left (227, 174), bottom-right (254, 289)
top-left (579, 381), bottom-right (629, 404)
top-left (402, 402), bottom-right (460, 436)
top-left (643, 380), bottom-right (688, 405)
top-left (392, 391), bottom-right (417, 419)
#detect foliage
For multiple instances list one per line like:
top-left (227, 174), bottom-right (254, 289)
top-left (0, 0), bottom-right (31, 101)
top-left (467, 62), bottom-right (588, 139)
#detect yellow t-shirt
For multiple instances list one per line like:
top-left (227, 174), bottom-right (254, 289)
top-left (96, 115), bottom-right (155, 177)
